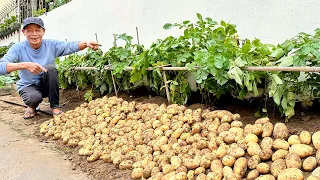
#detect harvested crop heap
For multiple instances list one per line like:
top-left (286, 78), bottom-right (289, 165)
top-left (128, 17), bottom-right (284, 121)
top-left (40, 96), bottom-right (320, 180)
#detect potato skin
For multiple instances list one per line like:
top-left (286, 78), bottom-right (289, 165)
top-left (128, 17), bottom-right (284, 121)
top-left (273, 123), bottom-right (289, 140)
top-left (233, 157), bottom-right (248, 177)
top-left (273, 139), bottom-right (290, 150)
top-left (210, 159), bottom-right (223, 179)
top-left (256, 162), bottom-right (270, 174)
top-left (247, 169), bottom-right (259, 180)
top-left (248, 155), bottom-right (260, 169)
top-left (312, 131), bottom-right (320, 149)
top-left (272, 149), bottom-right (289, 161)
top-left (259, 148), bottom-right (273, 161)
top-left (262, 122), bottom-right (273, 138)
top-left (255, 174), bottom-right (276, 180)
top-left (285, 153), bottom-right (302, 169)
top-left (261, 137), bottom-right (273, 150)
top-left (270, 159), bottom-right (286, 178)
top-left (300, 130), bottom-right (312, 144)
top-left (303, 156), bottom-right (317, 171)
top-left (289, 144), bottom-right (314, 158)
top-left (288, 135), bottom-right (301, 145)
top-left (278, 168), bottom-right (304, 180)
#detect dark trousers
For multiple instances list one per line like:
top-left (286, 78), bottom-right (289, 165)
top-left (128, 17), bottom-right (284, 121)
top-left (18, 64), bottom-right (60, 109)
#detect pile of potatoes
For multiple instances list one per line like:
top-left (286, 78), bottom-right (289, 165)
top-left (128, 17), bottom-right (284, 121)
top-left (40, 96), bottom-right (320, 180)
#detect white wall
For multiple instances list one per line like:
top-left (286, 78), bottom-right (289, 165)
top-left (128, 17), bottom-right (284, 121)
top-left (14, 0), bottom-right (320, 52)
top-left (0, 31), bottom-right (20, 46)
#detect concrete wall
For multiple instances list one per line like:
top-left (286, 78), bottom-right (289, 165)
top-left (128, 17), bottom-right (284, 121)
top-left (4, 0), bottom-right (320, 50)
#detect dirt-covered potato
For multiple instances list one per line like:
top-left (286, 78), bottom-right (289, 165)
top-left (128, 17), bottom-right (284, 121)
top-left (273, 123), bottom-right (289, 140)
top-left (262, 122), bottom-right (273, 138)
top-left (233, 157), bottom-right (247, 177)
top-left (245, 134), bottom-right (259, 143)
top-left (261, 137), bottom-right (273, 150)
top-left (285, 153), bottom-right (302, 169)
top-left (194, 167), bottom-right (205, 175)
top-left (312, 166), bottom-right (320, 178)
top-left (248, 155), bottom-right (260, 169)
top-left (252, 124), bottom-right (263, 136)
top-left (231, 121), bottom-right (243, 128)
top-left (247, 142), bottom-right (261, 156)
top-left (272, 149), bottom-right (289, 161)
top-left (273, 139), bottom-right (290, 150)
top-left (300, 130), bottom-right (312, 145)
top-left (216, 144), bottom-right (229, 158)
top-left (229, 127), bottom-right (244, 141)
top-left (255, 117), bottom-right (270, 124)
top-left (228, 147), bottom-right (245, 158)
top-left (256, 162), bottom-right (270, 174)
top-left (170, 172), bottom-right (187, 180)
top-left (217, 123), bottom-right (231, 134)
top-left (270, 159), bottom-right (286, 178)
top-left (316, 149), bottom-right (320, 165)
top-left (289, 144), bottom-right (314, 158)
top-left (244, 124), bottom-right (253, 135)
top-left (223, 166), bottom-right (233, 178)
top-left (278, 168), bottom-right (304, 180)
top-left (303, 156), bottom-right (317, 171)
top-left (307, 175), bottom-right (320, 180)
top-left (312, 131), bottom-right (320, 150)
top-left (259, 148), bottom-right (273, 161)
top-left (247, 169), bottom-right (259, 180)
top-left (132, 168), bottom-right (144, 179)
top-left (187, 170), bottom-right (195, 179)
top-left (210, 159), bottom-right (223, 179)
top-left (195, 173), bottom-right (206, 180)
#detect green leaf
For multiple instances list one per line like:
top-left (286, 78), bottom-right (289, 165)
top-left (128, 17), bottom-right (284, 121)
top-left (221, 20), bottom-right (227, 27)
top-left (163, 23), bottom-right (173, 30)
top-left (271, 74), bottom-right (283, 84)
top-left (196, 13), bottom-right (203, 21)
top-left (228, 67), bottom-right (243, 86)
top-left (234, 57), bottom-right (246, 67)
top-left (278, 56), bottom-right (293, 67)
top-left (300, 46), bottom-right (312, 55)
top-left (270, 48), bottom-right (285, 59)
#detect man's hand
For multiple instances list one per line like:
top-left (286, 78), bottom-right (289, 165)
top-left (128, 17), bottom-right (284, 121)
top-left (23, 62), bottom-right (47, 74)
top-left (86, 41), bottom-right (101, 51)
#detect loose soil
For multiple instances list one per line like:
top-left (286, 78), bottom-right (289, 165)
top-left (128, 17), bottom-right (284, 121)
top-left (0, 88), bottom-right (319, 179)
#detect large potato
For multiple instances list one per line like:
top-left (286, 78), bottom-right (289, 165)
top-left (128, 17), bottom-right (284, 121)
top-left (278, 168), bottom-right (304, 180)
top-left (312, 166), bottom-right (320, 178)
top-left (260, 137), bottom-right (273, 150)
top-left (233, 157), bottom-right (248, 177)
top-left (223, 166), bottom-right (233, 178)
top-left (248, 155), bottom-right (260, 169)
top-left (273, 123), bottom-right (289, 140)
top-left (222, 155), bottom-right (236, 167)
top-left (300, 130), bottom-right (312, 144)
top-left (132, 168), bottom-right (144, 179)
top-left (262, 122), bottom-right (273, 138)
top-left (289, 144), bottom-right (314, 158)
top-left (312, 131), bottom-right (320, 149)
top-left (272, 149), bottom-right (289, 161)
top-left (288, 135), bottom-right (301, 145)
top-left (229, 127), bottom-right (244, 141)
top-left (255, 117), bottom-right (270, 124)
top-left (303, 156), bottom-right (317, 171)
top-left (285, 153), bottom-right (302, 169)
top-left (270, 159), bottom-right (286, 178)
top-left (252, 124), bottom-right (263, 136)
top-left (228, 147), bottom-right (245, 158)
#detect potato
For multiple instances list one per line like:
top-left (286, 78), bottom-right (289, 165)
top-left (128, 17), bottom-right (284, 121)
top-left (248, 155), bottom-right (260, 169)
top-left (252, 124), bottom-right (263, 136)
top-left (171, 172), bottom-right (187, 180)
top-left (303, 156), bottom-right (317, 171)
top-left (307, 175), bottom-right (320, 180)
top-left (244, 124), bottom-right (253, 135)
top-left (162, 172), bottom-right (176, 179)
top-left (316, 149), bottom-right (320, 165)
top-left (217, 123), bottom-right (231, 134)
top-left (270, 159), bottom-right (286, 178)
top-left (278, 168), bottom-right (304, 180)
top-left (261, 137), bottom-right (273, 150)
top-left (255, 174), bottom-right (276, 180)
top-left (183, 158), bottom-right (200, 170)
top-left (223, 166), bottom-right (233, 178)
top-left (194, 167), bottom-right (205, 175)
top-left (132, 168), bottom-right (143, 179)
top-left (273, 139), bottom-right (290, 150)
top-left (288, 135), bottom-right (301, 145)
top-left (273, 123), bottom-right (289, 140)
top-left (312, 166), bottom-right (320, 178)
top-left (256, 163), bottom-right (270, 174)
top-left (255, 117), bottom-right (270, 124)
top-left (231, 121), bottom-right (243, 128)
top-left (247, 169), bottom-right (259, 180)
top-left (224, 173), bottom-right (241, 180)
top-left (210, 160), bottom-right (223, 179)
top-left (272, 149), bottom-right (289, 161)
top-left (259, 148), bottom-right (273, 161)
top-left (195, 173), bottom-right (206, 180)
top-left (289, 144), bottom-right (314, 158)
top-left (245, 134), bottom-right (259, 143)
top-left (222, 155), bottom-right (236, 167)
top-left (237, 137), bottom-right (247, 150)
top-left (228, 147), bottom-right (245, 158)
top-left (171, 156), bottom-right (182, 169)
top-left (285, 153), bottom-right (302, 169)
top-left (233, 157), bottom-right (247, 177)
top-left (313, 131), bottom-right (320, 149)
top-left (187, 170), bottom-right (195, 179)
top-left (300, 130), bottom-right (312, 144)
top-left (247, 142), bottom-right (261, 156)
top-left (262, 122), bottom-right (273, 138)
top-left (229, 127), bottom-right (244, 141)
top-left (216, 144), bottom-right (229, 158)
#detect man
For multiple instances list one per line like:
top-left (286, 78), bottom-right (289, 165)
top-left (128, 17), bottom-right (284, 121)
top-left (0, 17), bottom-right (100, 119)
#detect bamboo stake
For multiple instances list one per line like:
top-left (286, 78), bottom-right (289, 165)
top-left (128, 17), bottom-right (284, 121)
top-left (244, 66), bottom-right (320, 72)
top-left (161, 69), bottom-right (171, 103)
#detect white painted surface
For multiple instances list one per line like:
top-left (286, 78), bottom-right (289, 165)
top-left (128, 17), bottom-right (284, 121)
top-left (3, 0), bottom-right (320, 50)
top-left (0, 31), bottom-right (20, 46)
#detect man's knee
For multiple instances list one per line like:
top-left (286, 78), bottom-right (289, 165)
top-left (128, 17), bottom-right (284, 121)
top-left (45, 64), bottom-right (57, 73)
top-left (25, 93), bottom-right (42, 108)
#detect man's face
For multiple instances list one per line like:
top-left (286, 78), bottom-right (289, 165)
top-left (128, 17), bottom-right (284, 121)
top-left (22, 24), bottom-right (45, 47)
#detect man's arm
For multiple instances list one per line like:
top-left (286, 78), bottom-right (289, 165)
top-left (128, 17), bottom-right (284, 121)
top-left (55, 40), bottom-right (101, 57)
top-left (6, 62), bottom-right (46, 74)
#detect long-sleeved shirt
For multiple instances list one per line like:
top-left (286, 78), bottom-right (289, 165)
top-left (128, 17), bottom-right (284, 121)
top-left (0, 39), bottom-right (80, 92)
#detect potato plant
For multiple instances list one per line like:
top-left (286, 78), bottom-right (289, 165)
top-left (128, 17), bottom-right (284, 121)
top-left (40, 96), bottom-right (320, 179)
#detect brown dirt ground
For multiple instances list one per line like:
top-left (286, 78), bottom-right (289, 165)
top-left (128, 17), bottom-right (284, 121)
top-left (1, 88), bottom-right (320, 179)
